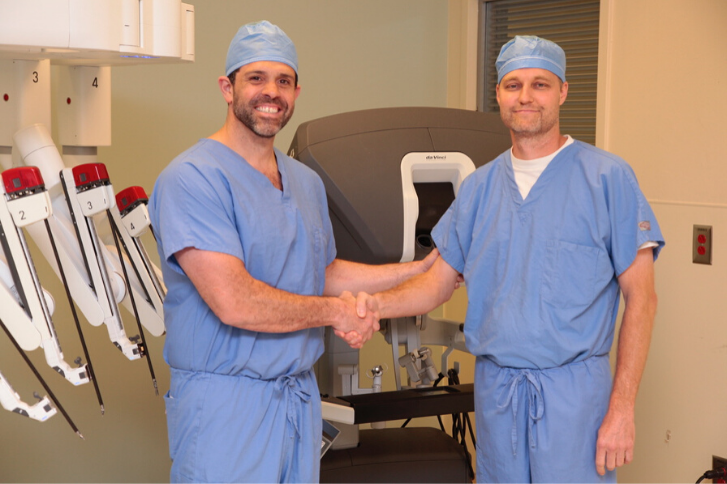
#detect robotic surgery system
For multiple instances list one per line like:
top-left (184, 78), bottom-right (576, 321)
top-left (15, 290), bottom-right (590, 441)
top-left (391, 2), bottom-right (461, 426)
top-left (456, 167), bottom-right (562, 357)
top-left (289, 107), bottom-right (512, 462)
top-left (0, 0), bottom-right (193, 435)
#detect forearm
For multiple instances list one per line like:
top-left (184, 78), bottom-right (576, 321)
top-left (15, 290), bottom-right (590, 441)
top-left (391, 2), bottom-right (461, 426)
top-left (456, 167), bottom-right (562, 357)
top-left (375, 257), bottom-right (458, 319)
top-left (609, 248), bottom-right (658, 413)
top-left (594, 248), bottom-right (657, 475)
top-left (177, 247), bottom-right (349, 333)
top-left (324, 257), bottom-right (430, 296)
top-left (608, 289), bottom-right (657, 413)
top-left (218, 276), bottom-right (348, 332)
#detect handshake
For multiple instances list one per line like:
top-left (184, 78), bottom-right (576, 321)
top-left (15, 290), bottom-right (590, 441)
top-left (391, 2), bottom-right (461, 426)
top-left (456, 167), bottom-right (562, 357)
top-left (328, 249), bottom-right (463, 349)
top-left (333, 291), bottom-right (380, 349)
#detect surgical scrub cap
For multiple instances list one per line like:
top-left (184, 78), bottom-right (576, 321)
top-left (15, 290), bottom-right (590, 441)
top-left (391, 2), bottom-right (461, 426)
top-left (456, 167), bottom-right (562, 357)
top-left (225, 20), bottom-right (298, 77)
top-left (496, 35), bottom-right (566, 83)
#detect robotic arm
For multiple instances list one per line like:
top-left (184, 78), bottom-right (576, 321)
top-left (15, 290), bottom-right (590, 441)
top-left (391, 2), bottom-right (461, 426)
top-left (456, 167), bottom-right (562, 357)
top-left (0, 372), bottom-right (56, 422)
top-left (113, 186), bottom-right (167, 312)
top-left (0, 167), bottom-right (90, 385)
top-left (14, 126), bottom-right (144, 361)
top-left (0, 0), bottom-right (195, 432)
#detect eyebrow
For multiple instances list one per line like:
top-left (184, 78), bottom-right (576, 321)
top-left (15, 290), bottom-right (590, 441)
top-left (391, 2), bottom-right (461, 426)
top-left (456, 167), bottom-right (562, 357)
top-left (503, 74), bottom-right (552, 81)
top-left (244, 70), bottom-right (294, 80)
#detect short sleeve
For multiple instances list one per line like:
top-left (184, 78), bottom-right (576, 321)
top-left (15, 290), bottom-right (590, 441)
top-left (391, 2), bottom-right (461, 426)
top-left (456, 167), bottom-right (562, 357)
top-left (431, 176), bottom-right (477, 274)
top-left (607, 163), bottom-right (665, 276)
top-left (320, 191), bottom-right (337, 267)
top-left (151, 160), bottom-right (244, 275)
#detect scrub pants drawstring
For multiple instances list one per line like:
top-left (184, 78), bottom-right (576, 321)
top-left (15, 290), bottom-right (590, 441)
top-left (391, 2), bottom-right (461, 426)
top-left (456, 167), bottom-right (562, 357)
top-left (497, 369), bottom-right (544, 456)
top-left (275, 374), bottom-right (311, 438)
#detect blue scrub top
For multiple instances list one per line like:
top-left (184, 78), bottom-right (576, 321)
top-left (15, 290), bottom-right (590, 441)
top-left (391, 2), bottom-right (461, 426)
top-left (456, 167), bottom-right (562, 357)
top-left (432, 140), bottom-right (664, 369)
top-left (149, 139), bottom-right (336, 379)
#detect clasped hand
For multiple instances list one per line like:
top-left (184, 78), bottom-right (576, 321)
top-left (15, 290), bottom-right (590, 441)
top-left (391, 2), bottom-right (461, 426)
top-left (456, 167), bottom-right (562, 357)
top-left (334, 291), bottom-right (379, 349)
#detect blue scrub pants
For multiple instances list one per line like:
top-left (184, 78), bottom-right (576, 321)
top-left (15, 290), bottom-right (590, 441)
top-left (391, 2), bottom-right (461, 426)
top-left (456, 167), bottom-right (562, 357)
top-left (165, 368), bottom-right (322, 483)
top-left (475, 355), bottom-right (616, 483)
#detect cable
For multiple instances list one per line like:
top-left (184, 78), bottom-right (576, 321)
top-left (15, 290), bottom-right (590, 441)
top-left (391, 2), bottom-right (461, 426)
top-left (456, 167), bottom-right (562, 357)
top-left (696, 467), bottom-right (727, 483)
top-left (446, 367), bottom-right (475, 480)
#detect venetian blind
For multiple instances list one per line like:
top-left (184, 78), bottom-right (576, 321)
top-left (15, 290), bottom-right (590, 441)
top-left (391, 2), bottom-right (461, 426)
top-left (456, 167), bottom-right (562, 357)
top-left (481, 0), bottom-right (600, 144)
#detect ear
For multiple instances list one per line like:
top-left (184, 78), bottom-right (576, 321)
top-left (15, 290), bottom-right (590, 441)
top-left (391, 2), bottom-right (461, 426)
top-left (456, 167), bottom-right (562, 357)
top-left (218, 76), bottom-right (234, 104)
top-left (559, 81), bottom-right (569, 106)
top-left (294, 84), bottom-right (301, 101)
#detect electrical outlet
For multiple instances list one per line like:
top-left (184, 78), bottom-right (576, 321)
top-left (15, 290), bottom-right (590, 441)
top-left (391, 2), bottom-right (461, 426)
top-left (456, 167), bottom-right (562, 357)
top-left (712, 455), bottom-right (727, 483)
top-left (694, 225), bottom-right (713, 265)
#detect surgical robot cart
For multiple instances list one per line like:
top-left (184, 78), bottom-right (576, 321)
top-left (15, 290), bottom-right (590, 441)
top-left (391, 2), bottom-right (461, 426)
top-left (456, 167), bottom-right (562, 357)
top-left (288, 107), bottom-right (511, 483)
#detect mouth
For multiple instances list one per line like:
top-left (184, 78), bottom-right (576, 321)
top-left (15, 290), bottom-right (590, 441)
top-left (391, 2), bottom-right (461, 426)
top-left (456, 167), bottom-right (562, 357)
top-left (255, 105), bottom-right (283, 115)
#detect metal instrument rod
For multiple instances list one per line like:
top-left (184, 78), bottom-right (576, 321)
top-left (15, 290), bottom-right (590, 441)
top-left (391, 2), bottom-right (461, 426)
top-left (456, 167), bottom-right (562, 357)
top-left (108, 211), bottom-right (158, 396)
top-left (45, 219), bottom-right (104, 414)
top-left (59, 172), bottom-right (95, 292)
top-left (0, 318), bottom-right (83, 439)
top-left (0, 221), bottom-right (31, 317)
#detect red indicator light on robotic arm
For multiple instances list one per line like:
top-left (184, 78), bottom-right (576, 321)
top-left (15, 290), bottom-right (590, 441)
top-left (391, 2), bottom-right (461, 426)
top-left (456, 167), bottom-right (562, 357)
top-left (2, 166), bottom-right (46, 198)
top-left (116, 186), bottom-right (149, 216)
top-left (72, 163), bottom-right (110, 191)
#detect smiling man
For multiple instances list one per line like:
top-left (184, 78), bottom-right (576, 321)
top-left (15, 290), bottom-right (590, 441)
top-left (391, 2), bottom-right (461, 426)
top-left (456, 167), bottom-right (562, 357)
top-left (148, 21), bottom-right (440, 483)
top-left (356, 35), bottom-right (665, 483)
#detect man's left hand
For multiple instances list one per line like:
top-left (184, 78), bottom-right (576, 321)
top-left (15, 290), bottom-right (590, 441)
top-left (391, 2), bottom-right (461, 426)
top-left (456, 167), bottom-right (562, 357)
top-left (595, 407), bottom-right (635, 476)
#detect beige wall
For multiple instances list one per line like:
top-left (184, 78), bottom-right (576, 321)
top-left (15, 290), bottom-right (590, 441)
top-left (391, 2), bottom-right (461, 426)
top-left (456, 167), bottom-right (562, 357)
top-left (600, 0), bottom-right (727, 482)
top-left (0, 1), bottom-right (449, 482)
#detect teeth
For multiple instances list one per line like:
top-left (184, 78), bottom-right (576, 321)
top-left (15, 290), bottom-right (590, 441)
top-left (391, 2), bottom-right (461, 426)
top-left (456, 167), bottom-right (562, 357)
top-left (257, 106), bottom-right (279, 113)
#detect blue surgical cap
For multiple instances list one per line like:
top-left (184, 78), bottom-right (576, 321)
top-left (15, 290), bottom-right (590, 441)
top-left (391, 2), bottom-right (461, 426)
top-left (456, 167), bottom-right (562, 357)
top-left (496, 35), bottom-right (566, 83)
top-left (225, 21), bottom-right (298, 77)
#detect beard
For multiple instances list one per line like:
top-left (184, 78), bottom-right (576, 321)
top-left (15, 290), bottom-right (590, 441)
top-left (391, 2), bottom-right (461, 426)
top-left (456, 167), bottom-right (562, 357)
top-left (232, 94), bottom-right (295, 139)
top-left (500, 108), bottom-right (559, 139)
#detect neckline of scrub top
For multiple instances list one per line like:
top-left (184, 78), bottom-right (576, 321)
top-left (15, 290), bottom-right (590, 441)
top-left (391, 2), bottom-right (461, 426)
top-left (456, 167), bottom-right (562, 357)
top-left (202, 139), bottom-right (291, 201)
top-left (503, 139), bottom-right (575, 208)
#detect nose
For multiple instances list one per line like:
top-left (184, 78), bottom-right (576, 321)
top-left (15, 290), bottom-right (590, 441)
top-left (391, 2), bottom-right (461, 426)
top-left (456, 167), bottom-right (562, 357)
top-left (518, 85), bottom-right (533, 104)
top-left (261, 79), bottom-right (280, 98)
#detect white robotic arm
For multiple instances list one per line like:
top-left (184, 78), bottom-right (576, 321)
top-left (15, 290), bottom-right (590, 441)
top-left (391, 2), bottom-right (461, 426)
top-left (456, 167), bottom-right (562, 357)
top-left (0, 167), bottom-right (90, 386)
top-left (66, 164), bottom-right (166, 335)
top-left (108, 186), bottom-right (166, 326)
top-left (13, 126), bottom-right (143, 361)
top-left (0, 256), bottom-right (42, 352)
top-left (0, 0), bottom-right (194, 433)
top-left (65, 162), bottom-right (165, 394)
top-left (0, 372), bottom-right (56, 422)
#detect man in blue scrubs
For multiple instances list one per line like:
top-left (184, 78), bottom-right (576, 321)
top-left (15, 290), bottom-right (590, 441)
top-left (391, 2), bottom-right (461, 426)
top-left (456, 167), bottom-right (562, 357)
top-left (149, 21), bottom-right (438, 483)
top-left (357, 36), bottom-right (664, 483)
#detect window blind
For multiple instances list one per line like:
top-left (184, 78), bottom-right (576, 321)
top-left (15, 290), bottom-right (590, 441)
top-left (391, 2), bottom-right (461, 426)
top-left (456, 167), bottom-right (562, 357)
top-left (481, 0), bottom-right (600, 144)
